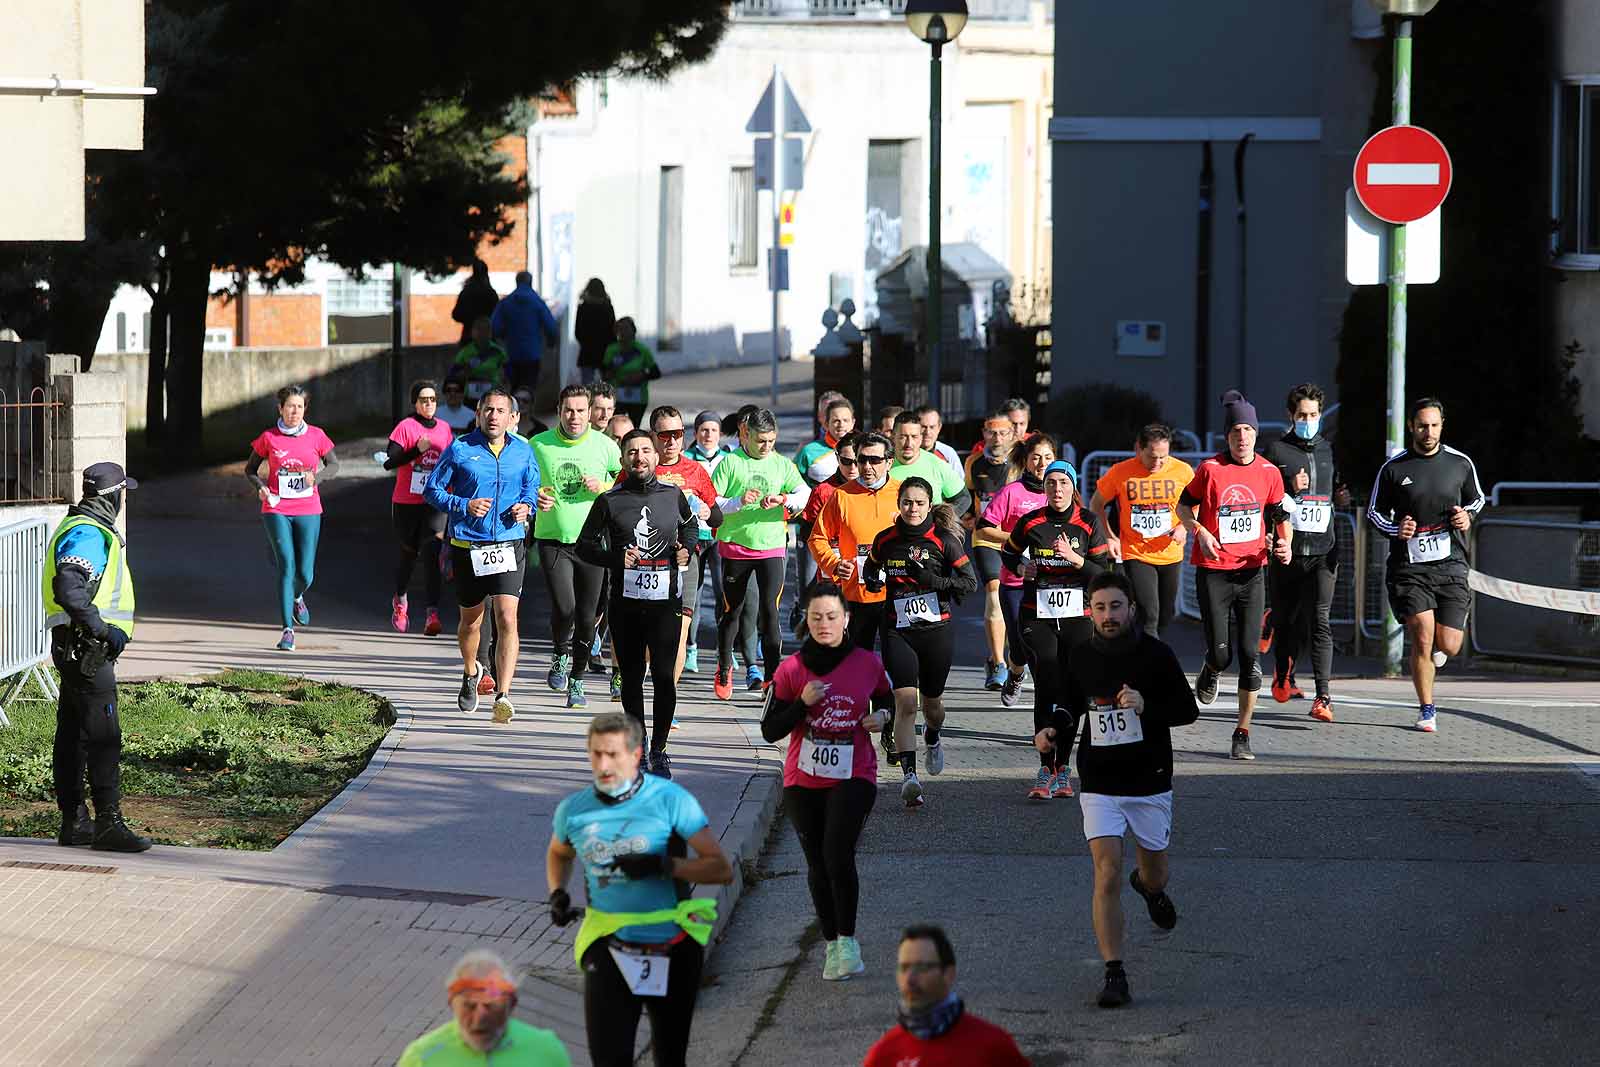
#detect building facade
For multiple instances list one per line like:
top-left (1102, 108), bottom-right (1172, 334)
top-left (1549, 0), bottom-right (1600, 431)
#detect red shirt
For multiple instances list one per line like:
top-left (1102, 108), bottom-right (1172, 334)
top-left (863, 1013), bottom-right (1030, 1067)
top-left (1181, 452), bottom-right (1286, 570)
top-left (653, 458), bottom-right (717, 537)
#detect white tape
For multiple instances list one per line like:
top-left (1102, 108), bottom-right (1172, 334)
top-left (1468, 569), bottom-right (1600, 616)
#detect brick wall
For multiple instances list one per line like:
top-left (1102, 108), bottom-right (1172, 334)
top-left (409, 295), bottom-right (460, 347)
top-left (247, 294), bottom-right (322, 348)
top-left (478, 135), bottom-right (528, 274)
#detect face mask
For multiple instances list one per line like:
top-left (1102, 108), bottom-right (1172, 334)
top-left (1293, 418), bottom-right (1320, 440)
top-left (860, 471), bottom-right (888, 490)
top-left (595, 775), bottom-right (635, 798)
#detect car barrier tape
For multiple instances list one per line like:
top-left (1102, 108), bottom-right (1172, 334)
top-left (1469, 569), bottom-right (1600, 616)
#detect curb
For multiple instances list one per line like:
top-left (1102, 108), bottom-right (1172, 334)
top-left (276, 699), bottom-right (415, 850)
top-left (701, 753), bottom-right (784, 947)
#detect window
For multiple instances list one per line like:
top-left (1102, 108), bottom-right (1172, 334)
top-left (729, 166), bottom-right (758, 269)
top-left (325, 276), bottom-right (393, 315)
top-left (1553, 81), bottom-right (1600, 266)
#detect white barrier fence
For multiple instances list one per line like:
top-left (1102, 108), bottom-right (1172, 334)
top-left (0, 516), bottom-right (58, 726)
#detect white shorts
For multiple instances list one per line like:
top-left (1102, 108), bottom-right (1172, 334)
top-left (1079, 791), bottom-right (1173, 852)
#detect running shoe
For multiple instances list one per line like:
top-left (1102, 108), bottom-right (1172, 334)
top-left (391, 595), bottom-right (409, 633)
top-left (294, 597), bottom-right (310, 627)
top-left (547, 654), bottom-right (571, 692)
top-left (458, 667), bottom-right (482, 714)
top-left (1052, 769), bottom-right (1074, 799)
top-left (1271, 659), bottom-right (1296, 704)
top-left (714, 668), bottom-right (734, 701)
top-left (999, 673), bottom-right (1024, 707)
top-left (745, 665), bottom-right (764, 692)
top-left (684, 646), bottom-right (699, 673)
top-left (610, 669), bottom-right (622, 702)
top-left (1286, 674), bottom-right (1305, 700)
top-left (566, 678), bottom-right (588, 709)
top-left (900, 773), bottom-right (924, 807)
top-left (1257, 609), bottom-right (1274, 655)
top-left (925, 741), bottom-right (944, 776)
top-left (1309, 695), bottom-right (1334, 722)
top-left (821, 939), bottom-right (842, 981)
top-left (1027, 766), bottom-right (1052, 800)
top-left (1416, 704), bottom-right (1437, 732)
top-left (1230, 728), bottom-right (1254, 760)
top-left (671, 716), bottom-right (681, 731)
top-left (984, 660), bottom-right (1005, 691)
top-left (491, 694), bottom-right (515, 724)
top-left (648, 750), bottom-right (673, 779)
top-left (1098, 966), bottom-right (1131, 1008)
top-left (276, 627), bottom-right (295, 652)
top-left (423, 608), bottom-right (442, 637)
top-left (833, 936), bottom-right (864, 979)
top-left (1432, 650), bottom-right (1448, 669)
top-left (1131, 870), bottom-right (1178, 930)
top-left (477, 670), bottom-right (497, 695)
top-left (1195, 664), bottom-right (1219, 706)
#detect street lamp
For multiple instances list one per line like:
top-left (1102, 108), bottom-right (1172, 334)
top-left (1367, 0), bottom-right (1441, 675)
top-left (905, 0), bottom-right (968, 409)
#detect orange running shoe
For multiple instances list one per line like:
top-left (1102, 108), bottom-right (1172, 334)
top-left (1309, 695), bottom-right (1334, 722)
top-left (1271, 658), bottom-right (1296, 704)
top-left (1257, 610), bottom-right (1274, 655)
top-left (713, 668), bottom-right (734, 701)
top-left (478, 670), bottom-right (497, 696)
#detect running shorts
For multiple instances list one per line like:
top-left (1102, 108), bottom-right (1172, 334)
top-left (1079, 790), bottom-right (1172, 851)
top-left (880, 623), bottom-right (954, 698)
top-left (1386, 564), bottom-right (1470, 631)
top-left (451, 539), bottom-right (528, 608)
top-left (393, 501), bottom-right (446, 550)
top-left (973, 545), bottom-right (1003, 584)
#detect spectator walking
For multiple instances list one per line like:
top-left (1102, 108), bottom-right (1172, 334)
top-left (492, 270), bottom-right (561, 397)
top-left (450, 259), bottom-right (500, 344)
top-left (600, 317), bottom-right (661, 425)
top-left (396, 949), bottom-right (570, 1066)
top-left (574, 277), bottom-right (616, 386)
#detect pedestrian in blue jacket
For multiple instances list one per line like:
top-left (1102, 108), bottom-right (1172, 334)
top-left (490, 271), bottom-right (560, 398)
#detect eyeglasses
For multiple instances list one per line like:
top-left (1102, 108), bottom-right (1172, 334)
top-left (416, 395), bottom-right (438, 403)
top-left (858, 454), bottom-right (888, 465)
top-left (836, 455), bottom-right (860, 467)
top-left (654, 428), bottom-right (685, 440)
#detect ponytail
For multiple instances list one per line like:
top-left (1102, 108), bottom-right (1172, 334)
top-left (930, 502), bottom-right (962, 542)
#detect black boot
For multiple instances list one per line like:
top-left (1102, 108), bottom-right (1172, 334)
top-left (57, 804), bottom-right (94, 847)
top-left (91, 807), bottom-right (152, 853)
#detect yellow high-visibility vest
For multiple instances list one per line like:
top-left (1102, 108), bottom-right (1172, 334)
top-left (41, 515), bottom-right (136, 637)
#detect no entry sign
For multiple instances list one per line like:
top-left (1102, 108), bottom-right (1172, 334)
top-left (1354, 125), bottom-right (1452, 225)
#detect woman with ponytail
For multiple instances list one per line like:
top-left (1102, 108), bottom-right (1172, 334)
top-left (973, 432), bottom-right (1058, 707)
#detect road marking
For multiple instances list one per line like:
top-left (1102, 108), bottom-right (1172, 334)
top-left (1367, 162), bottom-right (1440, 185)
top-left (1208, 682), bottom-right (1600, 710)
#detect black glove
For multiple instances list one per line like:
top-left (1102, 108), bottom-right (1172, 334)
top-left (863, 566), bottom-right (885, 594)
top-left (904, 555), bottom-right (927, 582)
top-left (103, 627), bottom-right (129, 660)
top-left (612, 852), bottom-right (670, 880)
top-left (548, 888), bottom-right (579, 926)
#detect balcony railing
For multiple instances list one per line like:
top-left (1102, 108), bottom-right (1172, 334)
top-left (733, 1), bottom-right (1047, 21)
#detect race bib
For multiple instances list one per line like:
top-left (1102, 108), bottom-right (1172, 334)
top-left (1217, 505), bottom-right (1261, 545)
top-left (1290, 497), bottom-right (1332, 533)
top-left (893, 592), bottom-right (940, 628)
top-left (1128, 504), bottom-right (1172, 538)
top-left (277, 470), bottom-right (313, 500)
top-left (1089, 701), bottom-right (1144, 747)
top-left (798, 735), bottom-right (854, 780)
top-left (624, 565), bottom-right (670, 600)
top-left (408, 467), bottom-right (431, 495)
top-left (608, 944), bottom-right (670, 997)
top-left (469, 543), bottom-right (516, 577)
top-left (1407, 529), bottom-right (1451, 564)
top-left (1037, 586), bottom-right (1084, 620)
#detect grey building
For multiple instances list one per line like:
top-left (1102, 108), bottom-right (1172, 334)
top-left (1550, 0), bottom-right (1600, 431)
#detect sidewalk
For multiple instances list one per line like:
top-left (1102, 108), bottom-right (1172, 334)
top-left (0, 362), bottom-right (814, 1067)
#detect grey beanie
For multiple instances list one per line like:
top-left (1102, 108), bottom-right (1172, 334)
top-left (693, 410), bottom-right (721, 429)
top-left (1220, 390), bottom-right (1258, 431)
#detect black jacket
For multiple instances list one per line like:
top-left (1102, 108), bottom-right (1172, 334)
top-left (576, 474), bottom-right (699, 603)
top-left (1262, 430), bottom-right (1341, 559)
top-left (864, 517), bottom-right (978, 630)
top-left (575, 302), bottom-right (617, 370)
top-left (451, 277), bottom-right (501, 342)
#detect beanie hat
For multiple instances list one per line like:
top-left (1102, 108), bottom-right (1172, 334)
top-left (1043, 459), bottom-right (1079, 486)
top-left (1220, 390), bottom-right (1258, 431)
top-left (693, 410), bottom-right (721, 429)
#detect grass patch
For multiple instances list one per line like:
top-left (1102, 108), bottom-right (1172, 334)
top-left (0, 668), bottom-right (395, 850)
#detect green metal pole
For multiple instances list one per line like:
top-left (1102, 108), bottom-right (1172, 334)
top-left (1382, 17), bottom-right (1412, 677)
top-left (927, 42), bottom-right (943, 409)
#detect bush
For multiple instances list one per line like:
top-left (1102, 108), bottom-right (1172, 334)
top-left (1052, 383), bottom-right (1165, 458)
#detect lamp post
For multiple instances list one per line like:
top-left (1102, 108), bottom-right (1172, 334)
top-left (905, 1), bottom-right (968, 410)
top-left (1368, 0), bottom-right (1440, 675)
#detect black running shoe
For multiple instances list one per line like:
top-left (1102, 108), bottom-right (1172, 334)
top-left (1098, 966), bottom-right (1131, 1008)
top-left (1131, 870), bottom-right (1178, 930)
top-left (1195, 664), bottom-right (1219, 705)
top-left (649, 750), bottom-right (673, 779)
top-left (1230, 728), bottom-right (1255, 761)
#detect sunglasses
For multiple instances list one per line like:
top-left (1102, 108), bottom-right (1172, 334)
top-left (836, 455), bottom-right (860, 466)
top-left (858, 454), bottom-right (888, 465)
top-left (416, 395), bottom-right (439, 403)
top-left (654, 428), bottom-right (685, 440)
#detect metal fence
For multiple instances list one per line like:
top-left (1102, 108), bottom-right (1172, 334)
top-left (734, 0), bottom-right (1045, 18)
top-left (0, 385), bottom-right (63, 505)
top-left (1470, 518), bottom-right (1600, 667)
top-left (0, 516), bottom-right (58, 726)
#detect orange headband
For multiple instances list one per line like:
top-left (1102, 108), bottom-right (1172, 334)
top-left (448, 975), bottom-right (518, 1000)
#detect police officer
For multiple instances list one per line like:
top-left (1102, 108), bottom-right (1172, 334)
top-left (42, 462), bottom-right (150, 852)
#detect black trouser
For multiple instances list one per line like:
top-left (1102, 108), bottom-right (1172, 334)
top-left (706, 551), bottom-right (759, 666)
top-left (611, 598), bottom-right (683, 749)
top-left (50, 647), bottom-right (121, 814)
top-left (1197, 566), bottom-right (1267, 691)
top-left (846, 600), bottom-right (885, 653)
top-left (716, 555), bottom-right (785, 676)
top-left (784, 778), bottom-right (876, 941)
top-left (999, 586), bottom-right (1027, 667)
top-left (1270, 552), bottom-right (1337, 696)
top-left (539, 539), bottom-right (606, 674)
top-left (582, 936), bottom-right (705, 1067)
top-left (1123, 558), bottom-right (1180, 639)
top-left (391, 503), bottom-right (443, 606)
top-left (1023, 614), bottom-right (1092, 769)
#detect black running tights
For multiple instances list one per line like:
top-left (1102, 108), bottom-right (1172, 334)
top-left (611, 599), bottom-right (683, 749)
top-left (784, 778), bottom-right (876, 941)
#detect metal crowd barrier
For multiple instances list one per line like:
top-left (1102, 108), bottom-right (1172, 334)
top-left (1469, 517), bottom-right (1600, 667)
top-left (1174, 511), bottom-right (1362, 627)
top-left (0, 516), bottom-right (58, 726)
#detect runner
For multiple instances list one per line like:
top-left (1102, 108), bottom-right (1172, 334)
top-left (887, 411), bottom-right (970, 513)
top-left (792, 396), bottom-right (856, 632)
top-left (646, 405), bottom-right (723, 684)
top-left (683, 411), bottom-right (730, 674)
top-left (1367, 397), bottom-right (1484, 732)
top-left (964, 411), bottom-right (1017, 689)
top-left (383, 379), bottom-right (454, 637)
top-left (1035, 572), bottom-right (1198, 1009)
top-left (244, 385), bottom-right (339, 652)
top-left (971, 397), bottom-right (1031, 457)
top-left (710, 408), bottom-right (809, 700)
top-left (1262, 383), bottom-right (1349, 721)
top-left (1177, 391), bottom-right (1292, 760)
top-left (437, 375), bottom-right (477, 434)
top-left (974, 432), bottom-right (1056, 708)
top-left (545, 713), bottom-right (734, 1067)
top-left (576, 429), bottom-right (698, 775)
top-left (914, 405), bottom-right (964, 479)
top-left (712, 407), bottom-right (765, 688)
top-left (875, 404), bottom-right (904, 436)
top-left (588, 382), bottom-right (617, 434)
top-left (865, 478), bottom-right (977, 808)
top-left (423, 387), bottom-right (539, 724)
top-left (1001, 460), bottom-right (1110, 800)
top-left (1090, 424), bottom-right (1193, 638)
top-left (599, 316), bottom-right (661, 425)
top-left (760, 582), bottom-right (891, 980)
top-left (451, 315), bottom-right (509, 405)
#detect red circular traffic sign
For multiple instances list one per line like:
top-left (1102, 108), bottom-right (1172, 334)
top-left (1353, 125), bottom-right (1452, 224)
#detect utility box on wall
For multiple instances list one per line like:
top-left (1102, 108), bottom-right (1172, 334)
top-left (1114, 320), bottom-right (1166, 358)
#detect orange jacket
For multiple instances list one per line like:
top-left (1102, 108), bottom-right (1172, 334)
top-left (809, 478), bottom-right (901, 603)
